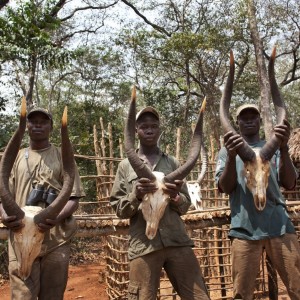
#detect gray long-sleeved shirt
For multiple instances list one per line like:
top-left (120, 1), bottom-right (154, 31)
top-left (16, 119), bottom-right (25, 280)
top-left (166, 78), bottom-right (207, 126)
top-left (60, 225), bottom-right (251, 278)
top-left (110, 151), bottom-right (194, 260)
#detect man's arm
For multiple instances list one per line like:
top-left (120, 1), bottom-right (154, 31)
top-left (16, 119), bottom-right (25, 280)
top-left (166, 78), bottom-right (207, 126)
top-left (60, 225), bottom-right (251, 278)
top-left (165, 180), bottom-right (191, 215)
top-left (110, 162), bottom-right (147, 219)
top-left (0, 203), bottom-right (24, 231)
top-left (275, 120), bottom-right (297, 190)
top-left (217, 131), bottom-right (243, 194)
top-left (36, 198), bottom-right (79, 232)
top-left (279, 146), bottom-right (297, 190)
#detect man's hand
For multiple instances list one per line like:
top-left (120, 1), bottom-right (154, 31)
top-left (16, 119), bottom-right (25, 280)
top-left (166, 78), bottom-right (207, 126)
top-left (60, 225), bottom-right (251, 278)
top-left (134, 178), bottom-right (158, 200)
top-left (224, 131), bottom-right (244, 157)
top-left (163, 179), bottom-right (183, 201)
top-left (37, 198), bottom-right (79, 232)
top-left (0, 206), bottom-right (24, 232)
top-left (274, 119), bottom-right (290, 150)
top-left (37, 218), bottom-right (58, 233)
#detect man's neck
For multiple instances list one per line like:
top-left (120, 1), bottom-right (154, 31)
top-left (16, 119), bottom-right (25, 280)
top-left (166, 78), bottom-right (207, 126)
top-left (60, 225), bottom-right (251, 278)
top-left (138, 145), bottom-right (160, 167)
top-left (138, 144), bottom-right (160, 156)
top-left (242, 133), bottom-right (260, 144)
top-left (30, 140), bottom-right (51, 150)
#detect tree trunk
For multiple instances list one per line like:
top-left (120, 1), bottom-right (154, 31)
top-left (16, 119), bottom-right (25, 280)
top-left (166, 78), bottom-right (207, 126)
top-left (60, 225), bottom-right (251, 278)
top-left (25, 54), bottom-right (37, 108)
top-left (247, 0), bottom-right (273, 140)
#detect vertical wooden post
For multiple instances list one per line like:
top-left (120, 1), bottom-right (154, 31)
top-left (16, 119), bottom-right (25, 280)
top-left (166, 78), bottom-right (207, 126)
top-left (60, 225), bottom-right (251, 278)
top-left (99, 117), bottom-right (108, 198)
top-left (210, 135), bottom-right (215, 162)
top-left (119, 138), bottom-right (124, 159)
top-left (176, 127), bottom-right (181, 160)
top-left (191, 123), bottom-right (197, 181)
top-left (217, 227), bottom-right (226, 297)
top-left (93, 125), bottom-right (102, 200)
top-left (166, 144), bottom-right (170, 155)
top-left (108, 122), bottom-right (114, 194)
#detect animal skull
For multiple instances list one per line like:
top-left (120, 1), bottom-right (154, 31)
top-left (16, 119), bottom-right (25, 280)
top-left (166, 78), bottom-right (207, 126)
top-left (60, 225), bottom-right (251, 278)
top-left (186, 143), bottom-right (207, 211)
top-left (243, 150), bottom-right (270, 211)
top-left (12, 206), bottom-right (44, 280)
top-left (219, 47), bottom-right (286, 211)
top-left (186, 181), bottom-right (203, 211)
top-left (125, 87), bottom-right (206, 239)
top-left (0, 99), bottom-right (75, 279)
top-left (140, 171), bottom-right (170, 239)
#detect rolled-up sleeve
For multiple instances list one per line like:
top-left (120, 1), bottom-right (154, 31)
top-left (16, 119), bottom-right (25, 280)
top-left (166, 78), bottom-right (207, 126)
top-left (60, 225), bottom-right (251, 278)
top-left (169, 182), bottom-right (191, 215)
top-left (214, 147), bottom-right (227, 192)
top-left (110, 161), bottom-right (141, 219)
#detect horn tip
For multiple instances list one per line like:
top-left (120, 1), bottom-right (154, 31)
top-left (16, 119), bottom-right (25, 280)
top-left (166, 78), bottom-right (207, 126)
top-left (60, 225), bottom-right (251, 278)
top-left (230, 50), bottom-right (234, 64)
top-left (21, 97), bottom-right (26, 117)
top-left (62, 106), bottom-right (68, 126)
top-left (271, 46), bottom-right (276, 59)
top-left (131, 86), bottom-right (137, 102)
top-left (200, 97), bottom-right (206, 112)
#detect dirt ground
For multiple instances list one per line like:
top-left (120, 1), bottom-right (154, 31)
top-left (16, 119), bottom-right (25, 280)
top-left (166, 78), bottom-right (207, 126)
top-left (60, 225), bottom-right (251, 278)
top-left (0, 263), bottom-right (108, 300)
top-left (0, 264), bottom-right (291, 300)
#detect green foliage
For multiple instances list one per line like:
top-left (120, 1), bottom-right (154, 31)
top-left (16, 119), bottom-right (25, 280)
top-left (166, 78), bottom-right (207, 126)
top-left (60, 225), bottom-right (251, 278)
top-left (282, 83), bottom-right (300, 129)
top-left (0, 0), bottom-right (300, 196)
top-left (0, 240), bottom-right (8, 282)
top-left (0, 96), bottom-right (7, 112)
top-left (0, 0), bottom-right (75, 69)
top-left (0, 114), bottom-right (19, 150)
top-left (70, 236), bottom-right (105, 265)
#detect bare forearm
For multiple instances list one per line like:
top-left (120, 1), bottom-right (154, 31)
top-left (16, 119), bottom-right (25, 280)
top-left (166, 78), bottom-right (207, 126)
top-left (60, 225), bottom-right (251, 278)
top-left (56, 199), bottom-right (79, 222)
top-left (279, 147), bottom-right (297, 190)
top-left (169, 192), bottom-right (191, 215)
top-left (218, 156), bottom-right (238, 194)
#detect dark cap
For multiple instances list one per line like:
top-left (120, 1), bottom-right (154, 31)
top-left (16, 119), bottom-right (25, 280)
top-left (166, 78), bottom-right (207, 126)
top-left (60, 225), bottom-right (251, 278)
top-left (136, 106), bottom-right (160, 121)
top-left (27, 107), bottom-right (53, 121)
top-left (235, 104), bottom-right (260, 121)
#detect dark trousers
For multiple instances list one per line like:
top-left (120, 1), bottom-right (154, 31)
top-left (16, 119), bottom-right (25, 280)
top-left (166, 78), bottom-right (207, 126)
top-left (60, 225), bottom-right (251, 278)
top-left (128, 246), bottom-right (210, 300)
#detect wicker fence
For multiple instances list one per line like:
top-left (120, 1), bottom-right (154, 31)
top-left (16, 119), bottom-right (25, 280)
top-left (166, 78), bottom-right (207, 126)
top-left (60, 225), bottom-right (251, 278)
top-left (1, 120), bottom-right (299, 299)
top-left (75, 121), bottom-right (300, 300)
top-left (74, 157), bottom-right (300, 300)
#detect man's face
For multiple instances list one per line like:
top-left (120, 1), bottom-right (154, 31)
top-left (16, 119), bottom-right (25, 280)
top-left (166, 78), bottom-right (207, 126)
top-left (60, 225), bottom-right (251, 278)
top-left (136, 113), bottom-right (160, 147)
top-left (237, 109), bottom-right (261, 136)
top-left (27, 113), bottom-right (52, 141)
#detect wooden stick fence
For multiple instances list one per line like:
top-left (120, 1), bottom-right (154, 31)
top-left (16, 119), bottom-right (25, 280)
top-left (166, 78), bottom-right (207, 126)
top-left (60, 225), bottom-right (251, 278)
top-left (1, 121), bottom-right (299, 299)
top-left (78, 120), bottom-right (300, 300)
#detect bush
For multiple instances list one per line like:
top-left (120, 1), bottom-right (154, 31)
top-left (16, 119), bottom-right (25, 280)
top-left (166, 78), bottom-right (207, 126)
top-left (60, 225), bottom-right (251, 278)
top-left (0, 240), bottom-right (9, 285)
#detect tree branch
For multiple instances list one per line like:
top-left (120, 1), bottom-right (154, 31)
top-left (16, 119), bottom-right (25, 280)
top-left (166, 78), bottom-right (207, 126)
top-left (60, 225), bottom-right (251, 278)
top-left (281, 49), bottom-right (300, 86)
top-left (49, 0), bottom-right (67, 17)
top-left (59, 1), bottom-right (118, 22)
top-left (121, 0), bottom-right (171, 37)
top-left (0, 0), bottom-right (9, 10)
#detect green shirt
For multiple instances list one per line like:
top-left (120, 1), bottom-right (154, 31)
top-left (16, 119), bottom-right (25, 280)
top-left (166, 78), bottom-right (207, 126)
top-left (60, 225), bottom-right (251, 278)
top-left (215, 140), bottom-right (296, 240)
top-left (110, 151), bottom-right (194, 260)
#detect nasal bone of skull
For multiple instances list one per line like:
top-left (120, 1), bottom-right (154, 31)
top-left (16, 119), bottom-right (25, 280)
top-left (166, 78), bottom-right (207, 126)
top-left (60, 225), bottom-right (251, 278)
top-left (13, 206), bottom-right (45, 280)
top-left (143, 189), bottom-right (169, 240)
top-left (245, 152), bottom-right (270, 212)
top-left (146, 223), bottom-right (158, 240)
top-left (254, 189), bottom-right (267, 211)
top-left (254, 174), bottom-right (268, 211)
top-left (141, 171), bottom-right (169, 240)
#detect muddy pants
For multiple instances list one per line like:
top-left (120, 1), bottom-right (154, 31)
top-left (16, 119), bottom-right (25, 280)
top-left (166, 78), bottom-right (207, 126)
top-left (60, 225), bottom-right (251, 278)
top-left (128, 246), bottom-right (210, 300)
top-left (9, 242), bottom-right (71, 300)
top-left (232, 234), bottom-right (300, 300)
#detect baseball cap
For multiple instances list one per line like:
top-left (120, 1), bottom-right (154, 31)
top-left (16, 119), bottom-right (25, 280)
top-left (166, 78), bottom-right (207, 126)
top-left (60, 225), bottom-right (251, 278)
top-left (136, 106), bottom-right (160, 121)
top-left (27, 107), bottom-right (53, 122)
top-left (235, 104), bottom-right (260, 121)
